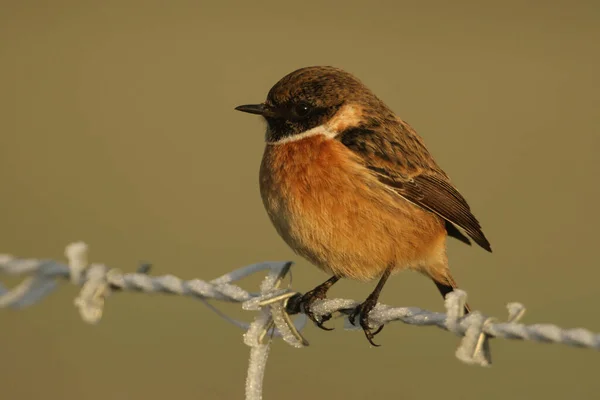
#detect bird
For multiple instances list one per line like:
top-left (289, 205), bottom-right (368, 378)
top-left (235, 66), bottom-right (491, 346)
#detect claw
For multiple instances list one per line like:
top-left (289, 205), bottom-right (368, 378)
top-left (285, 275), bottom-right (340, 331)
top-left (314, 312), bottom-right (334, 331)
top-left (349, 298), bottom-right (384, 346)
top-left (348, 267), bottom-right (392, 346)
top-left (298, 291), bottom-right (334, 330)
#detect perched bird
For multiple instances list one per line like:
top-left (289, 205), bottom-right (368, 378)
top-left (235, 66), bottom-right (491, 346)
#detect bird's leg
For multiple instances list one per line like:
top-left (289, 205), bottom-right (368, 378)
top-left (286, 275), bottom-right (340, 330)
top-left (433, 278), bottom-right (471, 315)
top-left (349, 267), bottom-right (392, 346)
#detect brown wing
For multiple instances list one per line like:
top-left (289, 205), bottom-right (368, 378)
top-left (338, 123), bottom-right (492, 252)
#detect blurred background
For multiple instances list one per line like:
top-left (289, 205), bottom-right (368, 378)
top-left (1, 1), bottom-right (599, 399)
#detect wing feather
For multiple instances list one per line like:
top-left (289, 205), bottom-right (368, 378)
top-left (339, 123), bottom-right (492, 252)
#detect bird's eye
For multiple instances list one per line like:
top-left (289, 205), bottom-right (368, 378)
top-left (291, 102), bottom-right (313, 119)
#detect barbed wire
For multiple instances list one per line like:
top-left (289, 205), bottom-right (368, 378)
top-left (1, 242), bottom-right (599, 400)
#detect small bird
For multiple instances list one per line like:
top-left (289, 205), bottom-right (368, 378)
top-left (235, 66), bottom-right (491, 346)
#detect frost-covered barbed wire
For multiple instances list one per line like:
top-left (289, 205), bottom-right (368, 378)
top-left (2, 243), bottom-right (600, 400)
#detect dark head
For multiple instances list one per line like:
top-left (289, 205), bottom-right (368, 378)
top-left (235, 66), bottom-right (393, 143)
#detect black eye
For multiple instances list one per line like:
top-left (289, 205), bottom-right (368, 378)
top-left (291, 102), bottom-right (313, 119)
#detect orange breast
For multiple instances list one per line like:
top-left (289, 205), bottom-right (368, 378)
top-left (259, 135), bottom-right (446, 281)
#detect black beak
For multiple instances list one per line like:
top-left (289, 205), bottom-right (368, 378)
top-left (234, 103), bottom-right (274, 117)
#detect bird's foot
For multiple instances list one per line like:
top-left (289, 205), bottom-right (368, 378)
top-left (286, 288), bottom-right (334, 331)
top-left (349, 296), bottom-right (384, 346)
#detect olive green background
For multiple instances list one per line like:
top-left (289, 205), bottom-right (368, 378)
top-left (1, 1), bottom-right (599, 399)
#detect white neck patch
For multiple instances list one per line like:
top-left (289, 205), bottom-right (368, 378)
top-left (266, 124), bottom-right (338, 145)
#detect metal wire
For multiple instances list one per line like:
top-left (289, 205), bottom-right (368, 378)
top-left (2, 242), bottom-right (599, 400)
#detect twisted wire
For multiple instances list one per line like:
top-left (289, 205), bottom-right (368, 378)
top-left (2, 243), bottom-right (599, 400)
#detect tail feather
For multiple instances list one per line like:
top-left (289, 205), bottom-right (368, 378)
top-left (433, 276), bottom-right (471, 315)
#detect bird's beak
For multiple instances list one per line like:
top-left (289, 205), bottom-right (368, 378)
top-left (234, 103), bottom-right (274, 117)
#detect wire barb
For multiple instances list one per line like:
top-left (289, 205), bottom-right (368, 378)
top-left (2, 243), bottom-right (600, 400)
